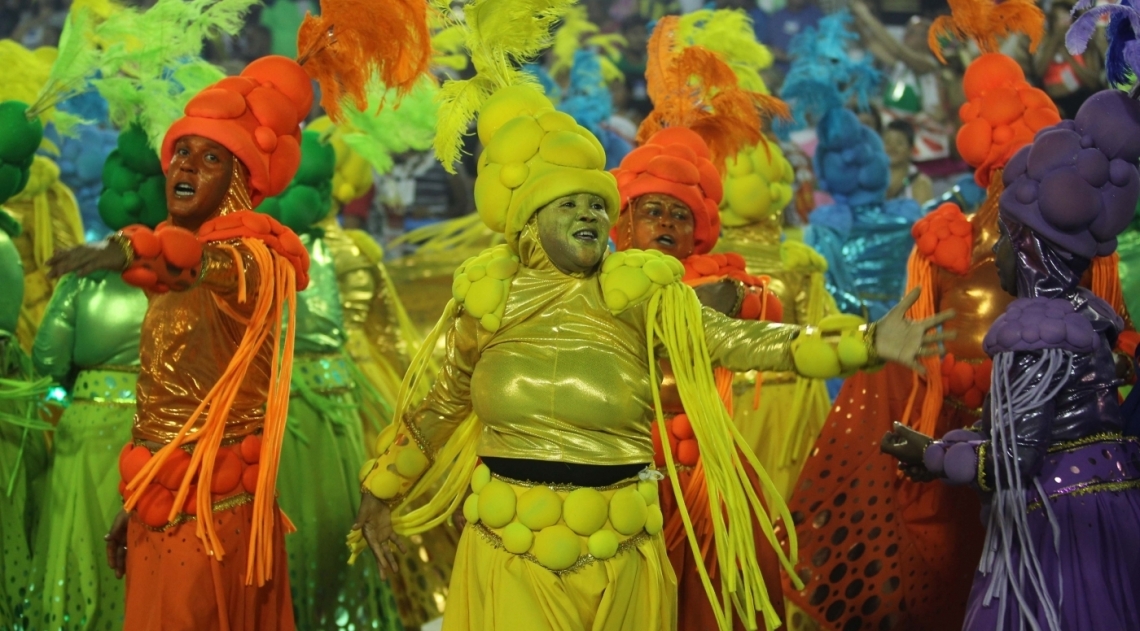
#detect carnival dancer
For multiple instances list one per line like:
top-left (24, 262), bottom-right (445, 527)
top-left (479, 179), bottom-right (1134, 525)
top-left (44, 1), bottom-right (433, 627)
top-left (779, 2), bottom-right (1138, 627)
top-left (349, 4), bottom-right (954, 630)
top-left (612, 124), bottom-right (793, 630)
top-left (882, 88), bottom-right (1140, 630)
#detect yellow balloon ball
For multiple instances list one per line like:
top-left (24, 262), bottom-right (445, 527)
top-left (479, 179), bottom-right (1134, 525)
top-left (609, 486), bottom-right (649, 536)
top-left (637, 480), bottom-right (659, 506)
top-left (587, 529), bottom-right (620, 560)
top-left (395, 448), bottom-right (429, 478)
top-left (357, 458), bottom-right (377, 483)
top-left (471, 464), bottom-right (491, 494)
top-left (502, 522), bottom-right (535, 554)
top-left (563, 488), bottom-right (609, 536)
top-left (533, 525), bottom-right (581, 571)
top-left (645, 504), bottom-right (664, 535)
top-left (478, 479), bottom-right (518, 528)
top-left (367, 470), bottom-right (402, 500)
top-left (463, 493), bottom-right (481, 525)
top-left (517, 486), bottom-right (563, 531)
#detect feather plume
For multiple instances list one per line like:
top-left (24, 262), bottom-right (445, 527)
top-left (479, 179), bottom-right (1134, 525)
top-left (560, 49), bottom-right (613, 134)
top-left (432, 23), bottom-right (470, 71)
top-left (432, 0), bottom-right (577, 172)
top-left (297, 0), bottom-right (433, 121)
top-left (549, 5), bottom-right (626, 80)
top-left (0, 40), bottom-right (55, 109)
top-left (677, 9), bottom-right (774, 94)
top-left (929, 0), bottom-right (1044, 63)
top-left (1068, 1), bottom-right (1140, 88)
top-left (28, 8), bottom-right (102, 119)
top-left (339, 76), bottom-right (439, 174)
top-left (638, 24), bottom-right (768, 169)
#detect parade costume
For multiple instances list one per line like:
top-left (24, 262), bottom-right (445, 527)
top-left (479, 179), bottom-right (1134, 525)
top-left (613, 123), bottom-right (791, 631)
top-left (256, 129), bottom-right (403, 631)
top-left (350, 4), bottom-right (894, 627)
top-left (98, 2), bottom-right (433, 627)
top-left (0, 211), bottom-right (52, 630)
top-left (910, 89), bottom-right (1140, 630)
top-left (24, 125), bottom-right (164, 631)
top-left (781, 4), bottom-right (1113, 628)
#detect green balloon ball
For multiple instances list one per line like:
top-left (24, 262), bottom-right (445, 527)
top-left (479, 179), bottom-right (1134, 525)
top-left (118, 126), bottom-right (162, 176)
top-left (107, 161), bottom-right (143, 193)
top-left (258, 196), bottom-right (283, 221)
top-left (0, 163), bottom-right (21, 203)
top-left (98, 189), bottom-right (134, 230)
top-left (15, 165), bottom-right (30, 197)
top-left (278, 184), bottom-right (323, 232)
top-left (121, 190), bottom-right (143, 217)
top-left (0, 101), bottom-right (43, 164)
top-left (294, 130), bottom-right (335, 187)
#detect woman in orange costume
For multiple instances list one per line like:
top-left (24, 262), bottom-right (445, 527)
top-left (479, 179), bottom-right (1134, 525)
top-left (781, 3), bottom-right (1133, 629)
top-left (612, 125), bottom-right (789, 630)
top-left (44, 4), bottom-right (432, 628)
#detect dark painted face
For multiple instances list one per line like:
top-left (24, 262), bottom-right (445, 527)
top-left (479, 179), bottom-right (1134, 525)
top-left (166, 135), bottom-right (234, 231)
top-left (536, 192), bottom-right (610, 274)
top-left (993, 221), bottom-right (1018, 296)
top-left (626, 193), bottom-right (696, 258)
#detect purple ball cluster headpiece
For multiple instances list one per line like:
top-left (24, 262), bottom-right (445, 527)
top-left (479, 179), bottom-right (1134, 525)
top-left (1000, 90), bottom-right (1140, 259)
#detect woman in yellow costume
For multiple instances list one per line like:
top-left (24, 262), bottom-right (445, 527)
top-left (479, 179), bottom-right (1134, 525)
top-left (351, 3), bottom-right (953, 630)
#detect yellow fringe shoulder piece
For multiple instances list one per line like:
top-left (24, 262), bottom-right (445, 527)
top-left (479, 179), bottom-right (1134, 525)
top-left (452, 244), bottom-right (519, 332)
top-left (677, 8), bottom-right (775, 95)
top-left (599, 248), bottom-right (685, 314)
top-left (646, 282), bottom-right (798, 631)
top-left (929, 0), bottom-right (1044, 63)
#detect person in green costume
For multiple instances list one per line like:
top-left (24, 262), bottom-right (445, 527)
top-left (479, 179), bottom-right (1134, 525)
top-left (258, 129), bottom-right (402, 631)
top-left (0, 209), bottom-right (51, 630)
top-left (23, 127), bottom-right (159, 631)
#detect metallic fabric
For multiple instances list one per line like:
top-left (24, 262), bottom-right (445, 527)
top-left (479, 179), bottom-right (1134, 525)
top-left (411, 224), bottom-right (799, 466)
top-left (293, 235), bottom-right (345, 354)
top-left (133, 242), bottom-right (272, 443)
top-left (32, 272), bottom-right (147, 382)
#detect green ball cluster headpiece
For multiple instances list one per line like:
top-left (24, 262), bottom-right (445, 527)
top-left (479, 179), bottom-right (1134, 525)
top-left (257, 130), bottom-right (335, 233)
top-left (97, 125), bottom-right (167, 230)
top-left (0, 101), bottom-right (45, 204)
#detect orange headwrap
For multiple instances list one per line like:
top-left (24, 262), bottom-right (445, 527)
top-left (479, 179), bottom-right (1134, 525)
top-left (613, 127), bottom-right (724, 255)
top-left (161, 56), bottom-right (312, 207)
top-left (956, 54), bottom-right (1060, 188)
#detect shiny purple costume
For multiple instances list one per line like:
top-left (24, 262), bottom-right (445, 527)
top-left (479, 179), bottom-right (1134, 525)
top-left (922, 91), bottom-right (1140, 630)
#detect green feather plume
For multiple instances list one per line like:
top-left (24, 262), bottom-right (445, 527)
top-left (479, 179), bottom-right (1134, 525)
top-left (339, 76), bottom-right (439, 175)
top-left (549, 5), bottom-right (625, 81)
top-left (28, 8), bottom-right (102, 119)
top-left (433, 0), bottom-right (577, 172)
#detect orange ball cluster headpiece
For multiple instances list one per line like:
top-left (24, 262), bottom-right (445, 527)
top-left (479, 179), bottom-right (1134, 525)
top-left (161, 56), bottom-right (313, 207)
top-left (956, 54), bottom-right (1060, 188)
top-left (612, 127), bottom-right (724, 255)
top-left (912, 202), bottom-right (974, 275)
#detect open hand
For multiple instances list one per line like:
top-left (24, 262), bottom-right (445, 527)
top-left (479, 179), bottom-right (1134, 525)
top-left (353, 492), bottom-right (407, 580)
top-left (873, 288), bottom-right (955, 374)
top-left (104, 510), bottom-right (130, 579)
top-left (47, 241), bottom-right (127, 280)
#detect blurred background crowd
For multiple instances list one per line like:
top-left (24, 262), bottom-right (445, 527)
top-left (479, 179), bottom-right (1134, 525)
top-left (0, 0), bottom-right (1107, 248)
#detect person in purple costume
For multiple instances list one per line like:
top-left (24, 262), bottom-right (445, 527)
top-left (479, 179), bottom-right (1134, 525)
top-left (881, 89), bottom-right (1140, 631)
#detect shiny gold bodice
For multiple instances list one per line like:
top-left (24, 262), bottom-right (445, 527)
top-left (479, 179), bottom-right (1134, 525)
top-left (412, 230), bottom-right (798, 466)
top-left (936, 194), bottom-right (1013, 361)
top-left (134, 244), bottom-right (272, 443)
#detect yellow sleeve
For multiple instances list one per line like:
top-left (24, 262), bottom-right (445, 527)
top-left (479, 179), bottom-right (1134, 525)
top-left (359, 308), bottom-right (481, 505)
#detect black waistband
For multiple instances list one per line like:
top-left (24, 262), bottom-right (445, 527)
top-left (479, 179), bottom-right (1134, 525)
top-left (481, 457), bottom-right (648, 488)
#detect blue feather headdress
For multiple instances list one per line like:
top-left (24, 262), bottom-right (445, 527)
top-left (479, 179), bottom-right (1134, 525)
top-left (778, 10), bottom-right (880, 134)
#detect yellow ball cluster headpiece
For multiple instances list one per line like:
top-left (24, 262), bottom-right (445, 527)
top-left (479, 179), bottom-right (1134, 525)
top-left (473, 85), bottom-right (620, 250)
top-left (720, 138), bottom-right (795, 227)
